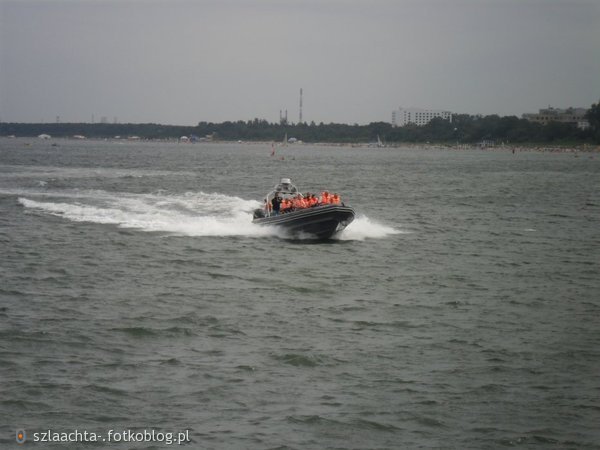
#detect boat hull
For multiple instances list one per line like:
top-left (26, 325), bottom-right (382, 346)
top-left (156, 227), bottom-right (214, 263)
top-left (253, 205), bottom-right (355, 239)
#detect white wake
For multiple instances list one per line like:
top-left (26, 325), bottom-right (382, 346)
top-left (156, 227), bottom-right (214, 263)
top-left (18, 190), bottom-right (272, 237)
top-left (17, 189), bottom-right (402, 240)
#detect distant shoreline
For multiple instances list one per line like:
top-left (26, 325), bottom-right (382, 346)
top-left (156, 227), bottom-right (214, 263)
top-left (2, 135), bottom-right (599, 154)
top-left (2, 115), bottom-right (598, 148)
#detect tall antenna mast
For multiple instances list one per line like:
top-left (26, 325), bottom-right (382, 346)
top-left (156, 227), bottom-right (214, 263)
top-left (299, 88), bottom-right (303, 124)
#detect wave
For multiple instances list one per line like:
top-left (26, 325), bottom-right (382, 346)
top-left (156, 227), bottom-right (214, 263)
top-left (0, 165), bottom-right (192, 180)
top-left (17, 189), bottom-right (401, 240)
top-left (336, 215), bottom-right (405, 241)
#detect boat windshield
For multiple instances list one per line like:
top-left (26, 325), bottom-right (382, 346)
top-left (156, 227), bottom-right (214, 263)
top-left (265, 178), bottom-right (299, 201)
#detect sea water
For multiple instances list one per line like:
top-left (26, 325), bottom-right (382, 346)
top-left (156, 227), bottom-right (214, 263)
top-left (1, 138), bottom-right (599, 449)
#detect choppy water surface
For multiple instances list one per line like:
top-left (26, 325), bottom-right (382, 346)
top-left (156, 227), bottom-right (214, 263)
top-left (1, 138), bottom-right (599, 449)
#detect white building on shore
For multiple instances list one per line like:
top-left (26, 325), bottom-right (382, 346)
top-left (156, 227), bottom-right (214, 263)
top-left (392, 107), bottom-right (453, 127)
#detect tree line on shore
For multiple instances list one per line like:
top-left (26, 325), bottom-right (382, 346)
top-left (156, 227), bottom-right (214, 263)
top-left (2, 101), bottom-right (599, 144)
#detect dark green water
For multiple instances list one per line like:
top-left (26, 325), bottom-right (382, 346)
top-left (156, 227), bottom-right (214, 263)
top-left (1, 138), bottom-right (599, 449)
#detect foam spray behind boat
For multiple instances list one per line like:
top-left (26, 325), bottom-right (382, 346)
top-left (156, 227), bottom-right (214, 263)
top-left (14, 186), bottom-right (400, 240)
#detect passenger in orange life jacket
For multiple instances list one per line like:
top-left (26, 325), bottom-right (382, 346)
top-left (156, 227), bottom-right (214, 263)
top-left (300, 194), bottom-right (309, 209)
top-left (303, 193), bottom-right (313, 208)
top-left (331, 193), bottom-right (341, 204)
top-left (292, 194), bottom-right (304, 209)
top-left (280, 198), bottom-right (291, 212)
top-left (320, 191), bottom-right (330, 205)
top-left (309, 194), bottom-right (318, 207)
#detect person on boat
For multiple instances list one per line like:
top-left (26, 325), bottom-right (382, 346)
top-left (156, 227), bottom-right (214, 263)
top-left (309, 194), bottom-right (318, 207)
top-left (301, 194), bottom-right (309, 209)
top-left (303, 193), bottom-right (312, 207)
top-left (320, 191), bottom-right (330, 205)
top-left (302, 195), bottom-right (310, 208)
top-left (331, 193), bottom-right (341, 205)
top-left (289, 196), bottom-right (297, 210)
top-left (292, 194), bottom-right (305, 210)
top-left (271, 195), bottom-right (282, 215)
top-left (280, 198), bottom-right (291, 213)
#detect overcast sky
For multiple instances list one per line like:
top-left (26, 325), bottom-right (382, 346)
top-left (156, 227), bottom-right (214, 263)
top-left (1, 0), bottom-right (599, 125)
